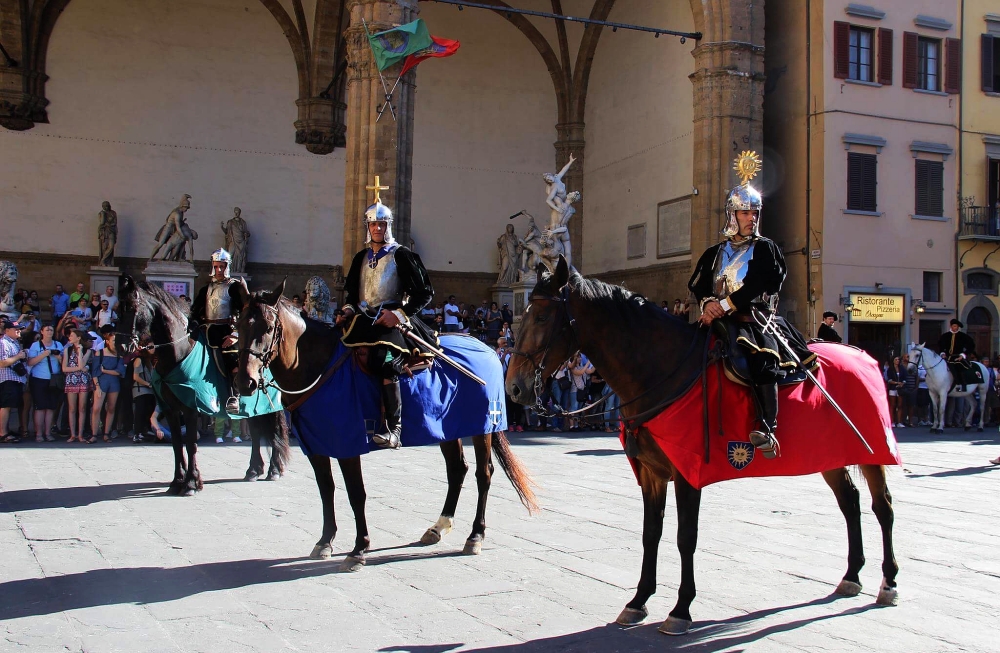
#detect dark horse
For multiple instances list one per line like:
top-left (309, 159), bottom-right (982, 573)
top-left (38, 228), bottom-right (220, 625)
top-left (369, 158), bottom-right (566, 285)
top-left (116, 276), bottom-right (289, 495)
top-left (506, 258), bottom-right (898, 635)
top-left (236, 280), bottom-right (538, 571)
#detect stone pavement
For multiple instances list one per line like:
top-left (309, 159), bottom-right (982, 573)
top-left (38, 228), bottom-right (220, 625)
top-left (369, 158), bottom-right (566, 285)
top-left (0, 428), bottom-right (997, 653)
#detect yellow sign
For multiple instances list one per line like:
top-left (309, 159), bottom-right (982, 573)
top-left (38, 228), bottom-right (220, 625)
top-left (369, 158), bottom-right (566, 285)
top-left (848, 293), bottom-right (905, 324)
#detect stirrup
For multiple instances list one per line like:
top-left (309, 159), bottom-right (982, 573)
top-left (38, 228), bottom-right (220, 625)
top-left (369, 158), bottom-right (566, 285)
top-left (749, 430), bottom-right (780, 458)
top-left (225, 395), bottom-right (240, 414)
top-left (372, 431), bottom-right (401, 450)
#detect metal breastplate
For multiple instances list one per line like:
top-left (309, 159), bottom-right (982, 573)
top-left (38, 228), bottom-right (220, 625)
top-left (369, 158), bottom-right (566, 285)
top-left (359, 250), bottom-right (403, 308)
top-left (205, 280), bottom-right (234, 321)
top-left (714, 240), bottom-right (755, 301)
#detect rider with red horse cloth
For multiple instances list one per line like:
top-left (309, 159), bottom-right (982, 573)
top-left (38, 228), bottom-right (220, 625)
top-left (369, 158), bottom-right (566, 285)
top-left (688, 152), bottom-right (816, 459)
top-left (336, 178), bottom-right (438, 451)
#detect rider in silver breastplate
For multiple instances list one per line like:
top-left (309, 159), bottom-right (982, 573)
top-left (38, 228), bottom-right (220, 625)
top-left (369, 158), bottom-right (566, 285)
top-left (193, 248), bottom-right (246, 415)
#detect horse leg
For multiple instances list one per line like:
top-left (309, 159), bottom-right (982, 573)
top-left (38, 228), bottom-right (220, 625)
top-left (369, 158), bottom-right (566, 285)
top-left (659, 472), bottom-right (702, 636)
top-left (978, 387), bottom-right (987, 432)
top-left (181, 410), bottom-right (202, 496)
top-left (861, 464), bottom-right (899, 606)
top-left (463, 434), bottom-right (494, 555)
top-left (616, 463), bottom-right (667, 627)
top-left (265, 412), bottom-right (289, 480)
top-left (307, 454), bottom-right (337, 559)
top-left (244, 416), bottom-right (265, 482)
top-left (337, 456), bottom-right (370, 572)
top-left (822, 467), bottom-right (866, 596)
top-left (166, 410), bottom-right (185, 495)
top-left (421, 439), bottom-right (467, 546)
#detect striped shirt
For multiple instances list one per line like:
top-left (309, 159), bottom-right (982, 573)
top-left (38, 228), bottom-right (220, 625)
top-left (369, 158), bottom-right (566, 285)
top-left (0, 335), bottom-right (25, 384)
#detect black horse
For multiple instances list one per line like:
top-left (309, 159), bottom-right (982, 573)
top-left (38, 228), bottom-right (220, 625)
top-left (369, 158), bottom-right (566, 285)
top-left (116, 275), bottom-right (289, 495)
top-left (506, 258), bottom-right (898, 635)
top-left (236, 280), bottom-right (538, 571)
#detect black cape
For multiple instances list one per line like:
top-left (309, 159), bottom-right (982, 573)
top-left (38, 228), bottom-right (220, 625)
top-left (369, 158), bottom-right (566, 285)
top-left (688, 237), bottom-right (816, 376)
top-left (817, 323), bottom-right (843, 343)
top-left (341, 245), bottom-right (438, 355)
top-left (936, 330), bottom-right (976, 359)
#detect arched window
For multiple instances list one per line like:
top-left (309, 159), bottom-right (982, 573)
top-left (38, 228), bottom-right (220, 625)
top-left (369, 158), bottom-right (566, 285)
top-left (967, 272), bottom-right (994, 292)
top-left (968, 306), bottom-right (992, 326)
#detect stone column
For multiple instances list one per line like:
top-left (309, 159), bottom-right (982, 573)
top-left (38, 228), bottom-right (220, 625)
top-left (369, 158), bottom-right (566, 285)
top-left (342, 0), bottom-right (419, 268)
top-left (554, 121), bottom-right (586, 271)
top-left (688, 10), bottom-right (766, 264)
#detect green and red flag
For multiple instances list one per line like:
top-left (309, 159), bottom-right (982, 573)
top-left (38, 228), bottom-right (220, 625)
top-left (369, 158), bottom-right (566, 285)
top-left (399, 36), bottom-right (461, 77)
top-left (366, 19), bottom-right (433, 72)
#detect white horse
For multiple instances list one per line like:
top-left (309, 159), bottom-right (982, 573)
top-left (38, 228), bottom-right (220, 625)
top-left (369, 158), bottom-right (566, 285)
top-left (907, 343), bottom-right (988, 434)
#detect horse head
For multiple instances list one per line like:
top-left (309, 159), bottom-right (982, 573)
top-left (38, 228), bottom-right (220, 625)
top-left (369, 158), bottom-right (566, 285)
top-left (506, 255), bottom-right (578, 407)
top-left (236, 278), bottom-right (285, 396)
top-left (115, 274), bottom-right (143, 354)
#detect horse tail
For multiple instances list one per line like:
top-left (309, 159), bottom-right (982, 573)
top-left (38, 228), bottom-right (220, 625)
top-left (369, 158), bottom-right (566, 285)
top-left (492, 430), bottom-right (539, 514)
top-left (269, 411), bottom-right (291, 473)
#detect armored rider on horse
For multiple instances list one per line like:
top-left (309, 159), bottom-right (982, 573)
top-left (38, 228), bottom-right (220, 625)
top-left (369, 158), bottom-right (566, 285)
top-left (688, 151), bottom-right (817, 459)
top-left (336, 177), bottom-right (438, 450)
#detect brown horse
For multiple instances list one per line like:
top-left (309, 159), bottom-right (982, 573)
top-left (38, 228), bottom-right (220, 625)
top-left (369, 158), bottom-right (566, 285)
top-left (506, 257), bottom-right (898, 635)
top-left (236, 280), bottom-right (537, 571)
top-left (116, 276), bottom-right (289, 496)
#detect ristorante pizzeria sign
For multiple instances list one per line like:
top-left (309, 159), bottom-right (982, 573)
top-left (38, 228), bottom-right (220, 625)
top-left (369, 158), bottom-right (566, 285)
top-left (848, 293), bottom-right (905, 324)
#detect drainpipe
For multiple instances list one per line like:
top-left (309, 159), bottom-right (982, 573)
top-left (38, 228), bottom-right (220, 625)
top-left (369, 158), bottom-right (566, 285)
top-left (806, 0), bottom-right (814, 336)
top-left (956, 0), bottom-right (965, 322)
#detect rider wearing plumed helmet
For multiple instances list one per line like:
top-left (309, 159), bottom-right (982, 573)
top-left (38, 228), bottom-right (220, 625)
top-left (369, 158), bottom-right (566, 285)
top-left (191, 248), bottom-right (248, 414)
top-left (688, 152), bottom-right (816, 459)
top-left (337, 177), bottom-right (437, 450)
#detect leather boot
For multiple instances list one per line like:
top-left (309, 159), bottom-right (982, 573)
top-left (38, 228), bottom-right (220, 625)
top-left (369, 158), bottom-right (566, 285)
top-left (749, 383), bottom-right (780, 458)
top-left (372, 379), bottom-right (402, 449)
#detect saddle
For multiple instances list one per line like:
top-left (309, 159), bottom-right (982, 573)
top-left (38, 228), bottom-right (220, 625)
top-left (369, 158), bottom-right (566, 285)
top-left (712, 320), bottom-right (807, 388)
top-left (946, 359), bottom-right (984, 388)
top-left (352, 346), bottom-right (433, 378)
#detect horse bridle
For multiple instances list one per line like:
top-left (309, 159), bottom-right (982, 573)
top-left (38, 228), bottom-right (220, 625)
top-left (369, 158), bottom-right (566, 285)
top-left (508, 286), bottom-right (576, 416)
top-left (239, 299), bottom-right (327, 396)
top-left (114, 289), bottom-right (189, 355)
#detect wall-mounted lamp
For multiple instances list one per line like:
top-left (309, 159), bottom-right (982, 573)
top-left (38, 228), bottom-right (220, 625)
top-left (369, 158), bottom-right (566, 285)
top-left (914, 300), bottom-right (926, 314)
top-left (875, 282), bottom-right (884, 291)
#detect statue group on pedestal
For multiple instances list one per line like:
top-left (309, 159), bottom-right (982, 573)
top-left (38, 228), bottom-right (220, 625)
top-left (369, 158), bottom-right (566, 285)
top-left (497, 154), bottom-right (581, 285)
top-left (150, 194), bottom-right (199, 262)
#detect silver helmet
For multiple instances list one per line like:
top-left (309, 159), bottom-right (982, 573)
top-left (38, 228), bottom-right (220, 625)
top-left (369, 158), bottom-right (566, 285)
top-left (722, 151), bottom-right (764, 239)
top-left (210, 248), bottom-right (232, 278)
top-left (364, 201), bottom-right (396, 245)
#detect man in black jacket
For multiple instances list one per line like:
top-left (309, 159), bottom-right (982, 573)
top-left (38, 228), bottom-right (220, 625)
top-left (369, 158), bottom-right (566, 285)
top-left (817, 311), bottom-right (842, 342)
top-left (337, 179), bottom-right (436, 449)
top-left (936, 319), bottom-right (981, 387)
top-left (688, 153), bottom-right (815, 458)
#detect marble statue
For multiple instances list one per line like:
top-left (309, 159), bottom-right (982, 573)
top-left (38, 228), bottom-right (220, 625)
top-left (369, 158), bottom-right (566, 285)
top-left (97, 201), bottom-right (118, 267)
top-left (0, 261), bottom-right (18, 318)
top-left (537, 153), bottom-right (579, 271)
top-left (221, 207), bottom-right (251, 273)
top-left (303, 276), bottom-right (334, 324)
top-left (517, 215), bottom-right (545, 280)
top-left (496, 223), bottom-right (519, 286)
top-left (151, 194), bottom-right (198, 262)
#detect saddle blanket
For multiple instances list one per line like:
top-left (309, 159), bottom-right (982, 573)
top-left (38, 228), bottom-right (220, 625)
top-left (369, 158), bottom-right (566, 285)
top-left (290, 334), bottom-right (508, 459)
top-left (622, 342), bottom-right (902, 489)
top-left (151, 333), bottom-right (282, 419)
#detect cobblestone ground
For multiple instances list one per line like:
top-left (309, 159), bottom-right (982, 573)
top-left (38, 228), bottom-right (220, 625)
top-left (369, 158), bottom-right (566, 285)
top-left (0, 427), bottom-right (997, 652)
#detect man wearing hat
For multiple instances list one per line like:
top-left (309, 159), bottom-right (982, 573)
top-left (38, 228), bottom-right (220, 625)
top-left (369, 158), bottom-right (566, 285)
top-left (817, 312), bottom-right (842, 343)
top-left (937, 319), bottom-right (981, 387)
top-left (0, 319), bottom-right (27, 442)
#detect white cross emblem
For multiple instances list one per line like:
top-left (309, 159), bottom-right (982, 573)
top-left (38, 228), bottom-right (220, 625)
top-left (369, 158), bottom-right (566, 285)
top-left (489, 400), bottom-right (504, 427)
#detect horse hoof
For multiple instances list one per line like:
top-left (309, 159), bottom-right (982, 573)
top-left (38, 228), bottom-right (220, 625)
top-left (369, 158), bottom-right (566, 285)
top-left (310, 544), bottom-right (332, 560)
top-left (615, 606), bottom-right (648, 626)
top-left (266, 468), bottom-right (281, 481)
top-left (964, 426), bottom-right (971, 432)
top-left (876, 579), bottom-right (899, 606)
top-left (340, 555), bottom-right (365, 573)
top-left (181, 488), bottom-right (196, 497)
top-left (462, 539), bottom-right (483, 555)
top-left (978, 427), bottom-right (984, 433)
top-left (835, 579), bottom-right (862, 596)
top-left (243, 471), bottom-right (260, 482)
top-left (658, 616), bottom-right (693, 636)
top-left (420, 529), bottom-right (442, 545)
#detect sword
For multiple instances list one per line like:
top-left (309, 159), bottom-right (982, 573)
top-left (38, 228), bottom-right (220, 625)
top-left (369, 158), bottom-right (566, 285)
top-left (751, 307), bottom-right (875, 455)
top-left (396, 323), bottom-right (487, 386)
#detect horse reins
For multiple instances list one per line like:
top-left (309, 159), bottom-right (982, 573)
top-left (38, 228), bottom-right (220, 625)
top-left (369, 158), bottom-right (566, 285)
top-left (240, 301), bottom-right (330, 397)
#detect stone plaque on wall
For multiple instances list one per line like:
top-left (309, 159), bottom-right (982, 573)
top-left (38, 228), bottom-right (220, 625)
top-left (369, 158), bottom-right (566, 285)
top-left (627, 224), bottom-right (646, 260)
top-left (657, 196), bottom-right (692, 258)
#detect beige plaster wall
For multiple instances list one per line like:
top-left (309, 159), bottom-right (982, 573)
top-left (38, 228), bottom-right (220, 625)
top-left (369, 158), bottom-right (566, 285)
top-left (581, 0), bottom-right (695, 275)
top-left (0, 0), bottom-right (345, 267)
top-left (819, 0), bottom-right (960, 314)
top-left (410, 2), bottom-right (558, 273)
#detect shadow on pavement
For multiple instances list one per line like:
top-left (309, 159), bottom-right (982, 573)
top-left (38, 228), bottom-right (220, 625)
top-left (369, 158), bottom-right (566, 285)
top-left (0, 557), bottom-right (338, 620)
top-left (444, 595), bottom-right (879, 652)
top-left (0, 482), bottom-right (165, 513)
top-left (566, 448), bottom-right (623, 457)
top-left (905, 465), bottom-right (999, 479)
top-left (895, 430), bottom-right (1000, 445)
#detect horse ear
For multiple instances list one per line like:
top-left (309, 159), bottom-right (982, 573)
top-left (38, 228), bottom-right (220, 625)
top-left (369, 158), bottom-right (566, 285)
top-left (262, 278), bottom-right (285, 307)
top-left (120, 275), bottom-right (134, 294)
top-left (235, 277), bottom-right (251, 305)
top-left (555, 255), bottom-right (570, 289)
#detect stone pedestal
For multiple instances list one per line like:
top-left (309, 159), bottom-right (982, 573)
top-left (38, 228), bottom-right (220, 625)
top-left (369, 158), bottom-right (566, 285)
top-left (88, 266), bottom-right (121, 300)
top-left (490, 284), bottom-right (514, 317)
top-left (143, 260), bottom-right (198, 298)
top-left (510, 276), bottom-right (536, 320)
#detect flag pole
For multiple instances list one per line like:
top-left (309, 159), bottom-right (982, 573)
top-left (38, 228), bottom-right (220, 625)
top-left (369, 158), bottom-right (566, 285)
top-left (376, 72), bottom-right (404, 123)
top-left (362, 18), bottom-right (398, 122)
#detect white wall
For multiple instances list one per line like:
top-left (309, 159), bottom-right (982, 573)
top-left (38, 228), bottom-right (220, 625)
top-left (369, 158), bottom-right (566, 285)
top-left (410, 2), bottom-right (558, 273)
top-left (582, 0), bottom-right (695, 274)
top-left (0, 0), bottom-right (345, 266)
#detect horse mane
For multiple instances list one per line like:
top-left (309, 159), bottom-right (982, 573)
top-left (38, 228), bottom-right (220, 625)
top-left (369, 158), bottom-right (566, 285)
top-left (135, 280), bottom-right (190, 321)
top-left (255, 292), bottom-right (336, 335)
top-left (565, 270), bottom-right (694, 332)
